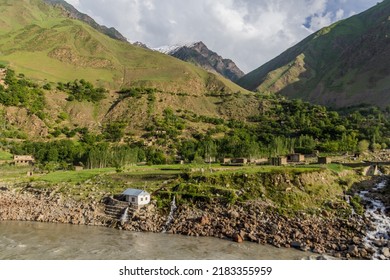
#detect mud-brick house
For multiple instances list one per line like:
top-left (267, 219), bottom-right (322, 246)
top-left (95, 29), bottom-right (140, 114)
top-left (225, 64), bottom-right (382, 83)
top-left (318, 157), bottom-right (331, 164)
top-left (122, 189), bottom-right (151, 208)
top-left (269, 156), bottom-right (288, 166)
top-left (230, 158), bottom-right (248, 165)
top-left (287, 153), bottom-right (305, 163)
top-left (13, 155), bottom-right (35, 166)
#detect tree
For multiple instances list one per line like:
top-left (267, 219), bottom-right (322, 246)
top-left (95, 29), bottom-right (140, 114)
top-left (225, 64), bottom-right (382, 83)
top-left (357, 140), bottom-right (370, 153)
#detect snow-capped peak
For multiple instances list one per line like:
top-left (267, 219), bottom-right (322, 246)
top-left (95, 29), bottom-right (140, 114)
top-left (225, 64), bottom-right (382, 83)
top-left (152, 42), bottom-right (199, 54)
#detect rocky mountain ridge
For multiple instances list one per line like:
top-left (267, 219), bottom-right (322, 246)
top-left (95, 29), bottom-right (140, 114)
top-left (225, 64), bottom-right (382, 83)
top-left (43, 0), bottom-right (128, 42)
top-left (154, 41), bottom-right (245, 82)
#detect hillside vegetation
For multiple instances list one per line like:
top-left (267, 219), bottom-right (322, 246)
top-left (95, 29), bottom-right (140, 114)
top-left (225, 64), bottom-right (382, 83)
top-left (0, 0), bottom-right (388, 172)
top-left (0, 66), bottom-right (388, 171)
top-left (238, 0), bottom-right (390, 108)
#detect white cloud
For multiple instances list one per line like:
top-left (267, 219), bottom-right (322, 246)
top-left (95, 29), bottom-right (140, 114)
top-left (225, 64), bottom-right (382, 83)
top-left (65, 0), bottom-right (379, 73)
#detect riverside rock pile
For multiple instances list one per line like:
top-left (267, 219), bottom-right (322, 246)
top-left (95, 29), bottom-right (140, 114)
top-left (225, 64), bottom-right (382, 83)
top-left (163, 201), bottom-right (376, 259)
top-left (0, 185), bottom-right (109, 226)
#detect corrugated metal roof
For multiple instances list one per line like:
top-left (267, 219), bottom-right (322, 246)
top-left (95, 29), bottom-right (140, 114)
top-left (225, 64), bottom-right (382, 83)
top-left (122, 188), bottom-right (150, 196)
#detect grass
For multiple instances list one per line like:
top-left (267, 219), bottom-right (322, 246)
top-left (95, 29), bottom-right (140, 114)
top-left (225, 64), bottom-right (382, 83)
top-left (0, 150), bottom-right (12, 160)
top-left (0, 165), bottom-right (32, 182)
top-left (38, 168), bottom-right (115, 183)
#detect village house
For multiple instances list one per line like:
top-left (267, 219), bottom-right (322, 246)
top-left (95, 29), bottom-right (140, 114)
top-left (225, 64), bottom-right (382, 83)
top-left (74, 165), bottom-right (84, 171)
top-left (251, 158), bottom-right (268, 165)
top-left (13, 155), bottom-right (35, 166)
top-left (318, 157), bottom-right (332, 164)
top-left (230, 158), bottom-right (248, 165)
top-left (287, 153), bottom-right (305, 163)
top-left (269, 156), bottom-right (288, 166)
top-left (204, 156), bottom-right (216, 164)
top-left (221, 158), bottom-right (231, 165)
top-left (122, 188), bottom-right (151, 208)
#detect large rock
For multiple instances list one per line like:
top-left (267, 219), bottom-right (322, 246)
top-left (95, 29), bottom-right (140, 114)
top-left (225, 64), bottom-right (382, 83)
top-left (232, 232), bottom-right (243, 243)
top-left (382, 247), bottom-right (390, 258)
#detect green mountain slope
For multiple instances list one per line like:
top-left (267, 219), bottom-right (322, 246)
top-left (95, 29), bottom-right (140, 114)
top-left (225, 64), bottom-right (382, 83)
top-left (237, 0), bottom-right (390, 108)
top-left (43, 0), bottom-right (128, 42)
top-left (0, 0), bottom-right (245, 95)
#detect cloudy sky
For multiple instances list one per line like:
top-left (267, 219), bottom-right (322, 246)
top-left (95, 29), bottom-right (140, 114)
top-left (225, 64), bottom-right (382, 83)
top-left (65, 0), bottom-right (380, 73)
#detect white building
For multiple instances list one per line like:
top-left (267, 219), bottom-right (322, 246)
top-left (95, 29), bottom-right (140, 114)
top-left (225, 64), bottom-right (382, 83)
top-left (122, 189), bottom-right (151, 207)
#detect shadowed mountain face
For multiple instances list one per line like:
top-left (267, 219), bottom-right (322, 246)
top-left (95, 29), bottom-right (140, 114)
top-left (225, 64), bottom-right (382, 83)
top-left (168, 42), bottom-right (245, 82)
top-left (238, 0), bottom-right (390, 108)
top-left (43, 0), bottom-right (128, 42)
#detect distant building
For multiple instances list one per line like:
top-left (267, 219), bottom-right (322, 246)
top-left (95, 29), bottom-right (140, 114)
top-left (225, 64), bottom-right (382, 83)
top-left (221, 158), bottom-right (231, 165)
top-left (174, 156), bottom-right (184, 165)
top-left (318, 157), bottom-right (331, 164)
top-left (74, 166), bottom-right (84, 171)
top-left (204, 156), bottom-right (216, 164)
top-left (269, 156), bottom-right (288, 166)
top-left (251, 158), bottom-right (269, 165)
top-left (231, 158), bottom-right (248, 165)
top-left (287, 154), bottom-right (305, 163)
top-left (13, 155), bottom-right (35, 166)
top-left (122, 189), bottom-right (151, 208)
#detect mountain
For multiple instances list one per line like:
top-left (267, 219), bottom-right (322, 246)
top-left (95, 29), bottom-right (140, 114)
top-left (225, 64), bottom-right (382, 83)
top-left (154, 42), bottom-right (245, 82)
top-left (0, 0), bottom-right (246, 95)
top-left (43, 0), bottom-right (128, 42)
top-left (238, 0), bottom-right (390, 108)
top-left (0, 0), bottom-right (255, 142)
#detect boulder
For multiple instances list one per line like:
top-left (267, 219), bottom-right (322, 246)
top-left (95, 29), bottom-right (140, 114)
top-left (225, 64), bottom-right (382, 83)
top-left (291, 241), bottom-right (302, 249)
top-left (382, 247), bottom-right (390, 258)
top-left (232, 232), bottom-right (243, 243)
top-left (352, 237), bottom-right (361, 245)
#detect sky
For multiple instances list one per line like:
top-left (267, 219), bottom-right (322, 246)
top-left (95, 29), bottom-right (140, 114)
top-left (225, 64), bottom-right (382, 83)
top-left (65, 0), bottom-right (380, 73)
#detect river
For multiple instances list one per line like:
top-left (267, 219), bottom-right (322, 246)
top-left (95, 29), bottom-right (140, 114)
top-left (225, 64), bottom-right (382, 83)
top-left (0, 221), bottom-right (315, 260)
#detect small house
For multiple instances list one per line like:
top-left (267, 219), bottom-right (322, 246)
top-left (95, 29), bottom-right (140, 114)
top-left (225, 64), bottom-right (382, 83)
top-left (318, 157), bottom-right (331, 164)
top-left (287, 154), bottom-right (305, 163)
top-left (221, 158), bottom-right (231, 165)
top-left (122, 188), bottom-right (151, 208)
top-left (231, 158), bottom-right (248, 165)
top-left (74, 165), bottom-right (84, 171)
top-left (174, 156), bottom-right (184, 165)
top-left (204, 156), bottom-right (216, 164)
top-left (13, 155), bottom-right (35, 166)
top-left (269, 156), bottom-right (288, 166)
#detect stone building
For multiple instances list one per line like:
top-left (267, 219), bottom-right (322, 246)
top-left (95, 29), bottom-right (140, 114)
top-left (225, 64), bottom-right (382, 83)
top-left (269, 156), bottom-right (288, 166)
top-left (13, 155), bottom-right (35, 166)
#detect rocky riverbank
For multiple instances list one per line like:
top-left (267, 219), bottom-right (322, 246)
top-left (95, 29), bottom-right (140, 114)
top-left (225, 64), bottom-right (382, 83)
top-left (1, 176), bottom-right (389, 260)
top-left (0, 185), bottom-right (110, 226)
top-left (120, 198), bottom-right (385, 259)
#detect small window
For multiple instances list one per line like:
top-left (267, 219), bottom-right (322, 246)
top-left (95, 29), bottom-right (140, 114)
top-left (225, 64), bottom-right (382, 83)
top-left (140, 197), bottom-right (143, 201)
top-left (131, 197), bottom-right (135, 202)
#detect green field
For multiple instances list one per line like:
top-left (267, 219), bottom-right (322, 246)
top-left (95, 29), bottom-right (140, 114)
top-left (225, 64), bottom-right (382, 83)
top-left (0, 150), bottom-right (12, 160)
top-left (39, 167), bottom-right (116, 183)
